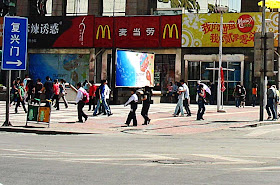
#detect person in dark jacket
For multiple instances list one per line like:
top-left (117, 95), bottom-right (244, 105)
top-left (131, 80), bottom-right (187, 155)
top-left (124, 89), bottom-right (138, 127)
top-left (141, 86), bottom-right (152, 125)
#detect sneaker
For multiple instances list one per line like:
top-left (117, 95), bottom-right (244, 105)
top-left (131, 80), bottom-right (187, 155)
top-left (267, 116), bottom-right (272, 120)
top-left (93, 114), bottom-right (97, 117)
top-left (172, 114), bottom-right (177, 117)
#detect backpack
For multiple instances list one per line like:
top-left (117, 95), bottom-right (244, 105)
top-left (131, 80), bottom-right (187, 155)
top-left (82, 90), bottom-right (89, 103)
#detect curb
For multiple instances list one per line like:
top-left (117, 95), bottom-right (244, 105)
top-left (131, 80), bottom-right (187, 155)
top-left (0, 127), bottom-right (96, 135)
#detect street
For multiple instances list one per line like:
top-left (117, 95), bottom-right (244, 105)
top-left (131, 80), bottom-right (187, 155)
top-left (0, 103), bottom-right (280, 184)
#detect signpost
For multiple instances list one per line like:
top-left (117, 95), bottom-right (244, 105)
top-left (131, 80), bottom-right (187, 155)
top-left (1, 16), bottom-right (28, 126)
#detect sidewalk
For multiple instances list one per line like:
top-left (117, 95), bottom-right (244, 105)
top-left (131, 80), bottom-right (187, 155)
top-left (0, 102), bottom-right (276, 135)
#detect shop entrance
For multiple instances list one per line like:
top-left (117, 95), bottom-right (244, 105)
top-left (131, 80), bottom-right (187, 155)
top-left (185, 54), bottom-right (245, 105)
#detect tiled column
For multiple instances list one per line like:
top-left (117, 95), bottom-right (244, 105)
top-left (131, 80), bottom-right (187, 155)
top-left (88, 0), bottom-right (103, 16)
top-left (126, 0), bottom-right (157, 15)
top-left (52, 0), bottom-right (64, 16)
top-left (16, 0), bottom-right (29, 16)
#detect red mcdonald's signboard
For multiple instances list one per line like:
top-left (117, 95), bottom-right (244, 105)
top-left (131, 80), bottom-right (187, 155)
top-left (160, 15), bottom-right (182, 48)
top-left (94, 17), bottom-right (113, 48)
top-left (114, 16), bottom-right (160, 48)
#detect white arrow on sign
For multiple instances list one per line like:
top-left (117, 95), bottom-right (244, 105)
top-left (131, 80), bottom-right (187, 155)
top-left (6, 60), bottom-right (22, 66)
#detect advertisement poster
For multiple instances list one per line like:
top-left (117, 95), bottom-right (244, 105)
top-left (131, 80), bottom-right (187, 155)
top-left (29, 54), bottom-right (89, 86)
top-left (28, 16), bottom-right (94, 48)
top-left (38, 107), bottom-right (51, 123)
top-left (116, 50), bottom-right (154, 87)
top-left (182, 12), bottom-right (279, 47)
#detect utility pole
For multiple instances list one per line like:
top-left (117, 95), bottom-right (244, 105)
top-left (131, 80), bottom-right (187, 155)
top-left (217, 9), bottom-right (223, 112)
top-left (260, 0), bottom-right (266, 121)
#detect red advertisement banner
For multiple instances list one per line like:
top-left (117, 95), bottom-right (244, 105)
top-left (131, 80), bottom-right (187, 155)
top-left (114, 16), bottom-right (160, 48)
top-left (160, 15), bottom-right (182, 48)
top-left (94, 17), bottom-right (114, 48)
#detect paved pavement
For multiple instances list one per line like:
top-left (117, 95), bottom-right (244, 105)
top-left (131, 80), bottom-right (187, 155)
top-left (0, 101), bottom-right (277, 135)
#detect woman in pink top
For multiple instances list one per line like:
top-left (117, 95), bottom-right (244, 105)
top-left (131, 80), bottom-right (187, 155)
top-left (52, 79), bottom-right (60, 110)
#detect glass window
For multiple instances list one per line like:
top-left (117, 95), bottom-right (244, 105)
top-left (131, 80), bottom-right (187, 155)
top-left (201, 62), bottom-right (214, 81)
top-left (228, 62), bottom-right (241, 81)
top-left (67, 0), bottom-right (88, 16)
top-left (188, 62), bottom-right (200, 80)
top-left (154, 54), bottom-right (175, 93)
top-left (103, 0), bottom-right (126, 16)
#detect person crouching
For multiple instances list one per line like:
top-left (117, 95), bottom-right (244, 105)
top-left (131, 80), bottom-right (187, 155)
top-left (124, 89), bottom-right (138, 127)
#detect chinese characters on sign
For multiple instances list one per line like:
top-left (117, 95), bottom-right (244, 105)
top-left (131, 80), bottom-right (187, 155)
top-left (2, 16), bottom-right (28, 70)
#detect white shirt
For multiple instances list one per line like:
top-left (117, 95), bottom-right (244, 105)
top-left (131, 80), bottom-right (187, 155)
top-left (105, 84), bottom-right (111, 99)
top-left (76, 87), bottom-right (85, 103)
top-left (125, 94), bottom-right (138, 106)
top-left (182, 83), bottom-right (190, 99)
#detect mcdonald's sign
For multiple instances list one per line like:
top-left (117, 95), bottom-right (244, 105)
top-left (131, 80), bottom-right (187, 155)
top-left (163, 24), bottom-right (179, 39)
top-left (160, 15), bottom-right (182, 47)
top-left (94, 17), bottom-right (113, 48)
top-left (96, 25), bottom-right (111, 39)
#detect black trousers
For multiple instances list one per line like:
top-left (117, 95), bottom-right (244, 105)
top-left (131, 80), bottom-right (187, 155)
top-left (52, 94), bottom-right (59, 110)
top-left (77, 101), bottom-right (87, 122)
top-left (88, 96), bottom-right (96, 110)
top-left (45, 92), bottom-right (53, 107)
top-left (15, 98), bottom-right (27, 113)
top-left (126, 108), bottom-right (137, 126)
top-left (141, 103), bottom-right (150, 124)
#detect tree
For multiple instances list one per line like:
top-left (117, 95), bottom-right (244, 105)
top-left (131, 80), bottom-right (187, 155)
top-left (158, 0), bottom-right (200, 13)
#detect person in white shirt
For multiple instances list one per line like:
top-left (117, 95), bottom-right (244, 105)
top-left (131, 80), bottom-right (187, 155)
top-left (103, 80), bottom-right (112, 115)
top-left (173, 86), bottom-right (185, 117)
top-left (124, 89), bottom-right (138, 126)
top-left (76, 82), bottom-right (88, 123)
top-left (181, 79), bottom-right (191, 116)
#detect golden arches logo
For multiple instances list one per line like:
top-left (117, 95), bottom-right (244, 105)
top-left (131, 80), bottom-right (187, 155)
top-left (96, 25), bottom-right (111, 39)
top-left (163, 24), bottom-right (179, 39)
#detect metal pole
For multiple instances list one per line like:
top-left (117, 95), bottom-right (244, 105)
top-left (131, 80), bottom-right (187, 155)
top-left (3, 70), bottom-right (12, 126)
top-left (260, 0), bottom-right (266, 121)
top-left (217, 12), bottom-right (223, 112)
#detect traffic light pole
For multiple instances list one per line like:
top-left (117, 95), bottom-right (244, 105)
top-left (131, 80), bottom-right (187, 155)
top-left (260, 0), bottom-right (266, 121)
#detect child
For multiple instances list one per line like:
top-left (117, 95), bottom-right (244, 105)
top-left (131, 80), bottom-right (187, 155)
top-left (124, 89), bottom-right (138, 127)
top-left (15, 82), bottom-right (27, 113)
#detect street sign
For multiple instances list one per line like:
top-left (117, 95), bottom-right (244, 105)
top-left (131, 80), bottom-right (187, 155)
top-left (1, 16), bottom-right (28, 70)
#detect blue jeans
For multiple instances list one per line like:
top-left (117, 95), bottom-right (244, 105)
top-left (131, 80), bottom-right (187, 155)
top-left (197, 100), bottom-right (205, 120)
top-left (174, 99), bottom-right (184, 116)
top-left (235, 97), bottom-right (240, 107)
top-left (94, 98), bottom-right (111, 115)
top-left (266, 98), bottom-right (277, 119)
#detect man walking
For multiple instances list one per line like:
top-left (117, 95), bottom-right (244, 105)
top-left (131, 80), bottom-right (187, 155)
top-left (76, 82), bottom-right (88, 123)
top-left (177, 79), bottom-right (191, 116)
top-left (141, 86), bottom-right (151, 125)
top-left (41, 76), bottom-right (53, 107)
top-left (124, 89), bottom-right (138, 127)
top-left (266, 82), bottom-right (277, 120)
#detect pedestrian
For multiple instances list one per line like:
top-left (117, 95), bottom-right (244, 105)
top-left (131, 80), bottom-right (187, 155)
top-left (266, 82), bottom-right (277, 120)
top-left (83, 80), bottom-right (90, 92)
top-left (167, 82), bottom-right (173, 103)
top-left (52, 79), bottom-right (60, 110)
top-left (104, 80), bottom-right (112, 115)
top-left (272, 85), bottom-right (280, 117)
top-left (75, 82), bottom-right (88, 123)
top-left (15, 82), bottom-right (27, 114)
top-left (23, 74), bottom-right (30, 89)
top-left (41, 76), bottom-right (53, 107)
top-left (25, 79), bottom-right (34, 103)
top-left (93, 80), bottom-right (112, 116)
top-left (124, 88), bottom-right (138, 127)
top-left (10, 79), bottom-right (17, 105)
top-left (173, 86), bottom-right (185, 117)
top-left (180, 79), bottom-right (191, 116)
top-left (58, 79), bottom-right (68, 109)
top-left (233, 84), bottom-right (242, 108)
top-left (34, 78), bottom-right (43, 104)
top-left (240, 85), bottom-right (246, 108)
top-left (197, 84), bottom-right (206, 121)
top-left (88, 80), bottom-right (97, 111)
top-left (173, 81), bottom-right (179, 102)
top-left (141, 86), bottom-right (152, 125)
top-left (252, 83), bottom-right (258, 107)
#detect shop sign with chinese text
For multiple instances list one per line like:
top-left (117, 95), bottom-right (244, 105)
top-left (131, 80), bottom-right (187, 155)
top-left (28, 16), bottom-right (94, 48)
top-left (182, 13), bottom-right (279, 47)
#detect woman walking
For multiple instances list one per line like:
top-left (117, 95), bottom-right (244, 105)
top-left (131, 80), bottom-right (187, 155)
top-left (197, 84), bottom-right (206, 120)
top-left (58, 79), bottom-right (68, 108)
top-left (173, 86), bottom-right (185, 117)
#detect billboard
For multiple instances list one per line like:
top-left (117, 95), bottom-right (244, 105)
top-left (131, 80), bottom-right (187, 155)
top-left (28, 16), bottom-right (94, 48)
top-left (94, 17), bottom-right (113, 48)
top-left (160, 15), bottom-right (182, 47)
top-left (182, 12), bottom-right (279, 47)
top-left (29, 54), bottom-right (89, 86)
top-left (116, 50), bottom-right (154, 87)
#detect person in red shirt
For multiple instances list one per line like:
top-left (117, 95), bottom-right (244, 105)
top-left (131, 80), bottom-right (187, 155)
top-left (88, 80), bottom-right (97, 111)
top-left (52, 79), bottom-right (60, 110)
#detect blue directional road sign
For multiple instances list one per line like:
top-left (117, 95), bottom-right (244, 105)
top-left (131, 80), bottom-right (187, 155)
top-left (1, 16), bottom-right (28, 70)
